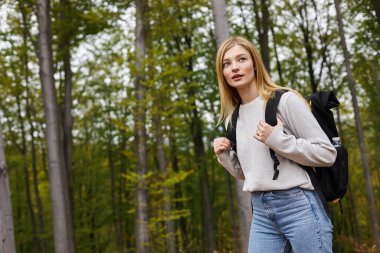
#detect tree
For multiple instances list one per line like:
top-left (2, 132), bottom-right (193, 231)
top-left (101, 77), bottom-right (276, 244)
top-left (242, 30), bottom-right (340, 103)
top-left (334, 0), bottom-right (380, 248)
top-left (252, 0), bottom-right (271, 73)
top-left (211, 0), bottom-right (252, 252)
top-left (135, 0), bottom-right (149, 252)
top-left (36, 0), bottom-right (75, 252)
top-left (370, 0), bottom-right (380, 25)
top-left (0, 118), bottom-right (16, 253)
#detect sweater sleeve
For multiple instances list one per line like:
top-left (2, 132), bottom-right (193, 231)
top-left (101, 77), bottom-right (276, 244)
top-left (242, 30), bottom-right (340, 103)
top-left (216, 117), bottom-right (245, 180)
top-left (265, 92), bottom-right (337, 167)
top-left (217, 150), bottom-right (245, 180)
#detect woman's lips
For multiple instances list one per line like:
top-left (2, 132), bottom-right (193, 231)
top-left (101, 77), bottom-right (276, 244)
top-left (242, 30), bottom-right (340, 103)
top-left (232, 74), bottom-right (243, 80)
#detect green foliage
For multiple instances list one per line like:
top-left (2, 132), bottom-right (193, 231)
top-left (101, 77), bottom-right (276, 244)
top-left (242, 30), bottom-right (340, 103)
top-left (0, 0), bottom-right (379, 251)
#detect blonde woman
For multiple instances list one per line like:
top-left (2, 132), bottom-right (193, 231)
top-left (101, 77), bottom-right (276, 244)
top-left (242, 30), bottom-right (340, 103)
top-left (213, 36), bottom-right (336, 253)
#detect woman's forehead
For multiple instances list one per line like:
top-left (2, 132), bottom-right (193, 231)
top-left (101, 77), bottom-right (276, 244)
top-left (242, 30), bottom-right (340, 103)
top-left (223, 45), bottom-right (250, 59)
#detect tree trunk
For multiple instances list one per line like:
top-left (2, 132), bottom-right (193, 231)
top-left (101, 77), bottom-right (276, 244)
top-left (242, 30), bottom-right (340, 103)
top-left (19, 2), bottom-right (47, 250)
top-left (169, 131), bottom-right (189, 253)
top-left (192, 107), bottom-right (216, 252)
top-left (211, 0), bottom-right (229, 46)
top-left (334, 0), bottom-right (380, 248)
top-left (26, 92), bottom-right (47, 253)
top-left (153, 96), bottom-right (176, 253)
top-left (106, 109), bottom-right (123, 253)
top-left (252, 0), bottom-right (271, 73)
top-left (58, 1), bottom-right (76, 246)
top-left (370, 0), bottom-right (380, 26)
top-left (135, 0), bottom-right (149, 252)
top-left (298, 0), bottom-right (317, 92)
top-left (211, 0), bottom-right (252, 252)
top-left (16, 93), bottom-right (40, 252)
top-left (36, 0), bottom-right (75, 252)
top-left (0, 120), bottom-right (16, 253)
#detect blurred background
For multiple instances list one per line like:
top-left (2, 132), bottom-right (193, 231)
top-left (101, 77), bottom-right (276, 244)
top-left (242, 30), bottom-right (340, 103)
top-left (0, 0), bottom-right (379, 252)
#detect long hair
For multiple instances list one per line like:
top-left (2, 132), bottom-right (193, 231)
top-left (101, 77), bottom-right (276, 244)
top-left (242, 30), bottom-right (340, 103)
top-left (216, 36), bottom-right (293, 125)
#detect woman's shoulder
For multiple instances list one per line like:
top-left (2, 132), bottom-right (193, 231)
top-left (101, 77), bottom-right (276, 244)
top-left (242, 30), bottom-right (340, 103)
top-left (279, 90), bottom-right (308, 107)
top-left (277, 90), bottom-right (310, 117)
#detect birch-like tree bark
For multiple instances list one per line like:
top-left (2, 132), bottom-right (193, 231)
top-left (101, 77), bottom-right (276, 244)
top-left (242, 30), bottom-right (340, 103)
top-left (0, 119), bottom-right (16, 253)
top-left (334, 0), bottom-right (380, 248)
top-left (36, 0), bottom-right (75, 252)
top-left (135, 0), bottom-right (149, 252)
top-left (211, 0), bottom-right (251, 252)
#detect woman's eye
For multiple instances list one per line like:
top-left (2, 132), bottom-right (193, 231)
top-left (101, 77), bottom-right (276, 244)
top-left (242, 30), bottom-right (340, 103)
top-left (239, 57), bottom-right (246, 62)
top-left (223, 62), bottom-right (230, 68)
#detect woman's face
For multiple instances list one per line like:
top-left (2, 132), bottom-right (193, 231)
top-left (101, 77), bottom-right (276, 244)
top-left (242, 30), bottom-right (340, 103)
top-left (222, 45), bottom-right (256, 90)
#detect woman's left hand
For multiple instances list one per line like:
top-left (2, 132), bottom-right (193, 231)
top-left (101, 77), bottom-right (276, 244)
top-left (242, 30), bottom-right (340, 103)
top-left (254, 118), bottom-right (283, 143)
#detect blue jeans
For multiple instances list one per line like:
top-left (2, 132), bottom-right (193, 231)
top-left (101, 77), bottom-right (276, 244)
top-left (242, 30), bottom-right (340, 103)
top-left (248, 187), bottom-right (333, 253)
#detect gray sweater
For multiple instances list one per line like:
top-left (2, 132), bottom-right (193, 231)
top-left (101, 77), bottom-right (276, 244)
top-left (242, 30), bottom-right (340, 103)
top-left (217, 91), bottom-right (337, 192)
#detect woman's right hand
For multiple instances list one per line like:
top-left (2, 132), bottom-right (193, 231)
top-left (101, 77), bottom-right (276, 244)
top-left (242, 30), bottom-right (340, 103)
top-left (213, 137), bottom-right (231, 155)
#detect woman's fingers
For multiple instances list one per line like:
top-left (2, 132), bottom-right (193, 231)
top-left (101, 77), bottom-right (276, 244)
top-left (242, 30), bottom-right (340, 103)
top-left (255, 121), bottom-right (275, 143)
top-left (213, 137), bottom-right (231, 155)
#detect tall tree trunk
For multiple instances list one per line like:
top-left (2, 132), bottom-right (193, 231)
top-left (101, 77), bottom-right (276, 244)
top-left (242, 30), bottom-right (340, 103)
top-left (370, 0), bottom-right (380, 26)
top-left (191, 106), bottom-right (216, 252)
top-left (135, 0), bottom-right (149, 252)
top-left (153, 96), bottom-right (176, 253)
top-left (211, 0), bottom-right (252, 252)
top-left (59, 0), bottom-right (74, 193)
top-left (0, 120), bottom-right (16, 253)
top-left (253, 0), bottom-right (271, 73)
top-left (298, 0), bottom-right (317, 92)
top-left (106, 109), bottom-right (123, 253)
top-left (26, 92), bottom-right (47, 253)
top-left (211, 0), bottom-right (229, 46)
top-left (118, 128), bottom-right (128, 251)
top-left (169, 131), bottom-right (189, 253)
top-left (334, 0), bottom-right (380, 248)
top-left (36, 0), bottom-right (75, 252)
top-left (16, 93), bottom-right (40, 252)
top-left (19, 2), bottom-right (47, 251)
top-left (58, 1), bottom-right (76, 246)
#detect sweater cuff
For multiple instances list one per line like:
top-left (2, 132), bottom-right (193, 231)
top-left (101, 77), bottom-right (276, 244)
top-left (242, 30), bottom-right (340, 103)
top-left (265, 125), bottom-right (284, 149)
top-left (216, 150), bottom-right (232, 163)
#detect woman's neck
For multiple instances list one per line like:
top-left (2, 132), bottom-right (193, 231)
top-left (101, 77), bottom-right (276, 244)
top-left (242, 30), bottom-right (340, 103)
top-left (237, 84), bottom-right (259, 104)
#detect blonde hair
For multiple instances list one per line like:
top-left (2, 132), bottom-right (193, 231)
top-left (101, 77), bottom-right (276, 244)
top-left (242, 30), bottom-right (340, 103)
top-left (216, 36), bottom-right (297, 125)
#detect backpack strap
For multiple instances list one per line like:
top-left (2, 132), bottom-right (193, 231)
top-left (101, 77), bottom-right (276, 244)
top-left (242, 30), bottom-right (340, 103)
top-left (226, 104), bottom-right (240, 153)
top-left (265, 89), bottom-right (288, 180)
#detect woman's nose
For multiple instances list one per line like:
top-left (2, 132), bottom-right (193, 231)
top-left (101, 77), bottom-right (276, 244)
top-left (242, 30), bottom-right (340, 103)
top-left (231, 62), bottom-right (239, 71)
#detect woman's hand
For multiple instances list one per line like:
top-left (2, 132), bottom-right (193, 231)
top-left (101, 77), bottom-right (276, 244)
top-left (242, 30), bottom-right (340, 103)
top-left (254, 118), bottom-right (283, 143)
top-left (213, 137), bottom-right (231, 155)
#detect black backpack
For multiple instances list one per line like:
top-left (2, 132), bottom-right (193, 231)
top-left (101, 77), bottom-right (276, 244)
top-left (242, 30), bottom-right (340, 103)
top-left (226, 90), bottom-right (349, 213)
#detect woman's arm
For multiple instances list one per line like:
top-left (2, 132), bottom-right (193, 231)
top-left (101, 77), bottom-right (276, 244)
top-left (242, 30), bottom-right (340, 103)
top-left (217, 150), bottom-right (245, 180)
top-left (265, 92), bottom-right (337, 167)
top-left (214, 137), bottom-right (245, 180)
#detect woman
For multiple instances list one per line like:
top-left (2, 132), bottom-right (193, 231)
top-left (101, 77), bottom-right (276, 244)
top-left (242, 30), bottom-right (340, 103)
top-left (213, 36), bottom-right (336, 253)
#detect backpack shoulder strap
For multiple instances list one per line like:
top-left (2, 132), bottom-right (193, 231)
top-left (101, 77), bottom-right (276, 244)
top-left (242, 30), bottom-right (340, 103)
top-left (265, 89), bottom-right (288, 126)
top-left (265, 89), bottom-right (288, 180)
top-left (226, 104), bottom-right (240, 153)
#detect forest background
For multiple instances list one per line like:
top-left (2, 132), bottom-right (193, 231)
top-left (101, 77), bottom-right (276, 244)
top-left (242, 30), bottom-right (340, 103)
top-left (0, 0), bottom-right (379, 252)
